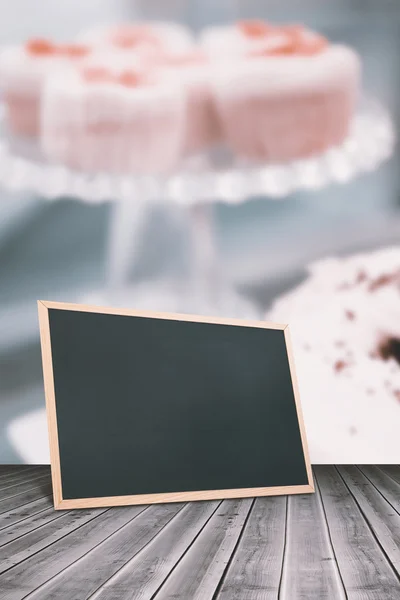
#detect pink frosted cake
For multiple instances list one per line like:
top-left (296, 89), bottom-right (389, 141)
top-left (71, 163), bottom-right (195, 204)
top-left (0, 21), bottom-right (363, 166)
top-left (41, 65), bottom-right (186, 174)
top-left (78, 22), bottom-right (194, 61)
top-left (208, 21), bottom-right (361, 162)
top-left (156, 51), bottom-right (221, 155)
top-left (0, 39), bottom-right (92, 136)
top-left (267, 247), bottom-right (400, 463)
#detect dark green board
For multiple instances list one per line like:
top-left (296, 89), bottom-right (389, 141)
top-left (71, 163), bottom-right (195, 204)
top-left (47, 308), bottom-right (309, 501)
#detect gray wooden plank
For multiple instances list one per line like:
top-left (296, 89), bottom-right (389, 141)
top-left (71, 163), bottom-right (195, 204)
top-left (0, 506), bottom-right (70, 548)
top-left (0, 506), bottom-right (147, 600)
top-left (0, 485), bottom-right (52, 517)
top-left (88, 500), bottom-right (219, 600)
top-left (0, 496), bottom-right (53, 532)
top-left (359, 466), bottom-right (400, 513)
top-left (153, 498), bottom-right (253, 600)
top-left (377, 466), bottom-right (400, 487)
top-left (0, 467), bottom-right (47, 485)
top-left (338, 466), bottom-right (400, 574)
top-left (0, 474), bottom-right (51, 500)
top-left (315, 465), bottom-right (400, 600)
top-left (27, 502), bottom-right (187, 600)
top-left (215, 496), bottom-right (286, 600)
top-left (280, 489), bottom-right (346, 600)
top-left (0, 507), bottom-right (109, 574)
top-left (0, 467), bottom-right (22, 477)
top-left (0, 467), bottom-right (47, 478)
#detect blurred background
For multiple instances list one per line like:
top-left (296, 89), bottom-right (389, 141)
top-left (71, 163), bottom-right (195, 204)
top-left (0, 0), bottom-right (399, 462)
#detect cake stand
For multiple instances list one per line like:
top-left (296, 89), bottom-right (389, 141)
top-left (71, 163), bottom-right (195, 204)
top-left (0, 98), bottom-right (395, 318)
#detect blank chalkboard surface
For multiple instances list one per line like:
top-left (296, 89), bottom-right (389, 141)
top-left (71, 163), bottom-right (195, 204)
top-left (38, 301), bottom-right (313, 509)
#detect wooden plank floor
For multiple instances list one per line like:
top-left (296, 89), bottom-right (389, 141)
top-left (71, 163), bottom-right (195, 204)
top-left (0, 466), bottom-right (400, 599)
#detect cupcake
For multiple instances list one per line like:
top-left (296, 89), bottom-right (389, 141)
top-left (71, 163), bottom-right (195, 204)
top-left (156, 50), bottom-right (222, 155)
top-left (208, 21), bottom-right (361, 163)
top-left (267, 246), bottom-right (400, 463)
top-left (200, 19), bottom-right (294, 57)
top-left (0, 39), bottom-right (92, 137)
top-left (41, 64), bottom-right (186, 174)
top-left (78, 21), bottom-right (194, 61)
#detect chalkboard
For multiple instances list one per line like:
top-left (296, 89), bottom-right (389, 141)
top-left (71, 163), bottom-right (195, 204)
top-left (38, 301), bottom-right (313, 509)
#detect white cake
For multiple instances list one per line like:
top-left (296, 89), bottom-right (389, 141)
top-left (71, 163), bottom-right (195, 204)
top-left (267, 246), bottom-right (400, 463)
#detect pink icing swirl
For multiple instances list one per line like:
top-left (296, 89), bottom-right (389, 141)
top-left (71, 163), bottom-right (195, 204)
top-left (237, 20), bottom-right (328, 57)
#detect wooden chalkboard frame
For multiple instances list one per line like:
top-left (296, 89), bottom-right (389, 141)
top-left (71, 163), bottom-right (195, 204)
top-left (38, 300), bottom-right (314, 509)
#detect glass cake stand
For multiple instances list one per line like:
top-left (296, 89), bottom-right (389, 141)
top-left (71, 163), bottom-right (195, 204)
top-left (0, 98), bottom-right (395, 318)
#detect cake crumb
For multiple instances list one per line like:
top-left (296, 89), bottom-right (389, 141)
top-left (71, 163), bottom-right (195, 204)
top-left (356, 270), bottom-right (367, 284)
top-left (334, 359), bottom-right (348, 373)
top-left (369, 269), bottom-right (400, 292)
top-left (335, 340), bottom-right (345, 348)
top-left (378, 337), bottom-right (400, 366)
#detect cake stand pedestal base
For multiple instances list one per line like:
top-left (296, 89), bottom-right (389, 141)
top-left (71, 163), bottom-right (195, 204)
top-left (98, 195), bottom-right (263, 318)
top-left (83, 280), bottom-right (262, 319)
top-left (0, 97), bottom-right (393, 320)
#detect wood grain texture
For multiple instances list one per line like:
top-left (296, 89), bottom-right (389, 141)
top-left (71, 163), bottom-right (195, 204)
top-left (376, 465), bottom-right (400, 484)
top-left (0, 506), bottom-right (145, 600)
top-left (338, 466), bottom-right (400, 574)
top-left (315, 465), bottom-right (400, 599)
top-left (57, 484), bottom-right (314, 510)
top-left (358, 466), bottom-right (400, 513)
top-left (375, 465), bottom-right (400, 488)
top-left (0, 473), bottom-right (51, 501)
top-left (154, 498), bottom-right (253, 600)
top-left (0, 467), bottom-right (24, 477)
top-left (0, 467), bottom-right (47, 485)
top-left (215, 496), bottom-right (286, 600)
top-left (0, 483), bottom-right (52, 517)
top-left (0, 495), bottom-right (53, 532)
top-left (0, 467), bottom-right (400, 599)
top-left (27, 503), bottom-right (184, 600)
top-left (79, 502), bottom-right (217, 600)
top-left (0, 506), bottom-right (68, 547)
top-left (0, 507), bottom-right (107, 573)
top-left (279, 488), bottom-right (346, 600)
